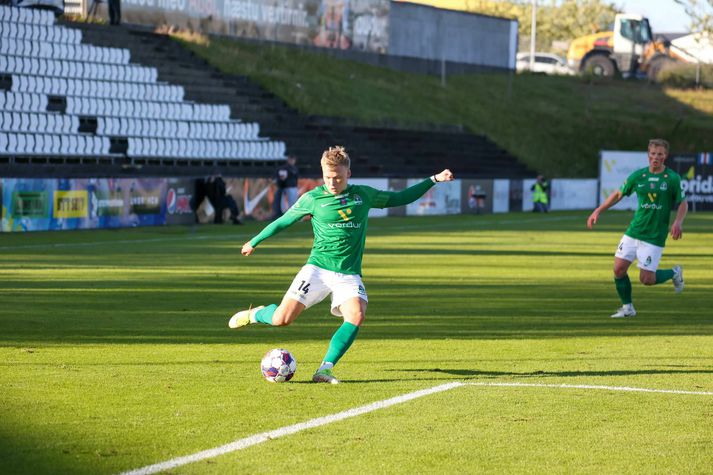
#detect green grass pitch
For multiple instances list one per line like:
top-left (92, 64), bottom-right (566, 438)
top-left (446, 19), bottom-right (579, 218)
top-left (1, 211), bottom-right (712, 474)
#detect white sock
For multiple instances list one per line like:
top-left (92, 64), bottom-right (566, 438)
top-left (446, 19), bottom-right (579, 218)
top-left (318, 362), bottom-right (334, 372)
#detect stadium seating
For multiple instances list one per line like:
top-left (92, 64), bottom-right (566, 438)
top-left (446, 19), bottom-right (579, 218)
top-left (0, 4), bottom-right (286, 166)
top-left (70, 20), bottom-right (532, 178)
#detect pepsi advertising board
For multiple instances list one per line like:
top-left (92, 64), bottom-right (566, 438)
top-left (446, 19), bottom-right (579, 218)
top-left (165, 178), bottom-right (196, 225)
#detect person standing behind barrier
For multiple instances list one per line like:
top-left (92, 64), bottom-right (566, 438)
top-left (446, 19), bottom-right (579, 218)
top-left (272, 155), bottom-right (299, 219)
top-left (108, 0), bottom-right (121, 25)
top-left (531, 175), bottom-right (549, 212)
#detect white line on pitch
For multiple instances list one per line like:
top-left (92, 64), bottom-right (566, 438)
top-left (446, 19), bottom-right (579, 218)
top-left (118, 380), bottom-right (713, 475)
top-left (118, 382), bottom-right (464, 475)
top-left (467, 381), bottom-right (713, 396)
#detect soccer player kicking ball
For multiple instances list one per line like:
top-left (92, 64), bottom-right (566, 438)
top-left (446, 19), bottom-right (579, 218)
top-left (229, 145), bottom-right (454, 383)
top-left (587, 138), bottom-right (688, 318)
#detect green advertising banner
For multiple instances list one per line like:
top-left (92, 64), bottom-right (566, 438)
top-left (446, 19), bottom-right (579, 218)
top-left (12, 192), bottom-right (49, 219)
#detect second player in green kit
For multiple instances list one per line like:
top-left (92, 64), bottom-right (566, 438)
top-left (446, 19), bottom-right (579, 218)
top-left (588, 138), bottom-right (688, 318)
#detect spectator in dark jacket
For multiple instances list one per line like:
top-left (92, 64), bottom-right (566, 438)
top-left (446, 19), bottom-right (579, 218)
top-left (272, 155), bottom-right (299, 219)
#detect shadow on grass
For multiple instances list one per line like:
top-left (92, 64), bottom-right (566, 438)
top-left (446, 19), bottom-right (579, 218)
top-left (327, 366), bottom-right (713, 383)
top-left (401, 368), bottom-right (713, 378)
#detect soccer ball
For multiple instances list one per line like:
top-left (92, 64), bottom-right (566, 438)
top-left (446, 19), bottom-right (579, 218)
top-left (261, 348), bottom-right (297, 383)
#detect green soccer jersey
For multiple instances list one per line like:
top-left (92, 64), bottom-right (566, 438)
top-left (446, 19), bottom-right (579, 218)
top-left (249, 178), bottom-right (436, 275)
top-left (619, 167), bottom-right (685, 247)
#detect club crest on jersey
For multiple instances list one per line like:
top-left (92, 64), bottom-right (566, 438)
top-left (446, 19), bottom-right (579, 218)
top-left (660, 182), bottom-right (667, 191)
top-left (353, 194), bottom-right (363, 205)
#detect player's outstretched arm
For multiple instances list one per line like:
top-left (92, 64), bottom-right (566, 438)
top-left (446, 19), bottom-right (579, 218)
top-left (241, 210), bottom-right (306, 256)
top-left (670, 199), bottom-right (688, 240)
top-left (381, 169), bottom-right (456, 208)
top-left (587, 190), bottom-right (622, 229)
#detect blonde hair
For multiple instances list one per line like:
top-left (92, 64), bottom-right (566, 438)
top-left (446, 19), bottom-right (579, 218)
top-left (321, 145), bottom-right (351, 169)
top-left (648, 138), bottom-right (669, 153)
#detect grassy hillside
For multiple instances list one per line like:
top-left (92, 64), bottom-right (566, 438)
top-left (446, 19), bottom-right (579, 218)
top-left (176, 34), bottom-right (713, 178)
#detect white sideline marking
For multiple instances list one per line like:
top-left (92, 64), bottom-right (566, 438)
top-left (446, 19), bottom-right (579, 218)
top-left (467, 381), bottom-right (713, 396)
top-left (118, 382), bottom-right (464, 475)
top-left (119, 380), bottom-right (713, 474)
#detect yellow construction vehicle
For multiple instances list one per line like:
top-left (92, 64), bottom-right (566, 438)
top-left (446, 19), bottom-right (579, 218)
top-left (567, 14), bottom-right (680, 80)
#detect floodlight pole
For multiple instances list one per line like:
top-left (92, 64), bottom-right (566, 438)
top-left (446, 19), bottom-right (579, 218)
top-left (529, 0), bottom-right (537, 71)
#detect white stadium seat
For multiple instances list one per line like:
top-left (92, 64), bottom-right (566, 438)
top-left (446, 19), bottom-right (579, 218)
top-left (1, 131), bottom-right (11, 154)
top-left (0, 7), bottom-right (284, 162)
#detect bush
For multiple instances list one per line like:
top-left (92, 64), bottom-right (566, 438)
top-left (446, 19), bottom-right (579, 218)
top-left (657, 63), bottom-right (713, 89)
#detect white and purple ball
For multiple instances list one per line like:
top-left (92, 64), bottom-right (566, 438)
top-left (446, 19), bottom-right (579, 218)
top-left (260, 348), bottom-right (297, 383)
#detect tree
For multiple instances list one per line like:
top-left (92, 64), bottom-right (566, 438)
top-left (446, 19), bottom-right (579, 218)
top-left (455, 0), bottom-right (619, 53)
top-left (673, 0), bottom-right (713, 34)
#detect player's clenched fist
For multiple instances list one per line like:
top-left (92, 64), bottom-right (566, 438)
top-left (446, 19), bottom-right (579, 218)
top-left (435, 169), bottom-right (454, 182)
top-left (241, 242), bottom-right (254, 256)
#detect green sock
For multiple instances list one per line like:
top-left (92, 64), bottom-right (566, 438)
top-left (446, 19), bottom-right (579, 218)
top-left (254, 304), bottom-right (277, 325)
top-left (655, 269), bottom-right (674, 284)
top-left (614, 275), bottom-right (632, 305)
top-left (323, 322), bottom-right (360, 365)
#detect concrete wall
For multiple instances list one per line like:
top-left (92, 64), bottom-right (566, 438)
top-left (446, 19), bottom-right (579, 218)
top-left (114, 0), bottom-right (516, 72)
top-left (389, 2), bottom-right (517, 69)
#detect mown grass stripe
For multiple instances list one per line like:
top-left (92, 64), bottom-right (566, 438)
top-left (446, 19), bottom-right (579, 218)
top-left (0, 214), bottom-right (581, 251)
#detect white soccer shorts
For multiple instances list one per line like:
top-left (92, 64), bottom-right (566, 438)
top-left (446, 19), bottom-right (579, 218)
top-left (285, 264), bottom-right (368, 316)
top-left (615, 235), bottom-right (664, 271)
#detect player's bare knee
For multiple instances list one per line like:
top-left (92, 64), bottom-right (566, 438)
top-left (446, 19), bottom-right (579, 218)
top-left (343, 311), bottom-right (365, 326)
top-left (613, 268), bottom-right (628, 279)
top-left (639, 274), bottom-right (656, 286)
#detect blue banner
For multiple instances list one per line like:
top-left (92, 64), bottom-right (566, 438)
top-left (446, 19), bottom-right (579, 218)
top-left (1, 178), bottom-right (169, 232)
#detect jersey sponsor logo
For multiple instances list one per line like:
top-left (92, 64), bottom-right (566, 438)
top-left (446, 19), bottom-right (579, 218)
top-left (328, 221), bottom-right (362, 229)
top-left (648, 177), bottom-right (660, 182)
top-left (337, 208), bottom-right (352, 221)
top-left (640, 202), bottom-right (663, 210)
top-left (647, 193), bottom-right (657, 202)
